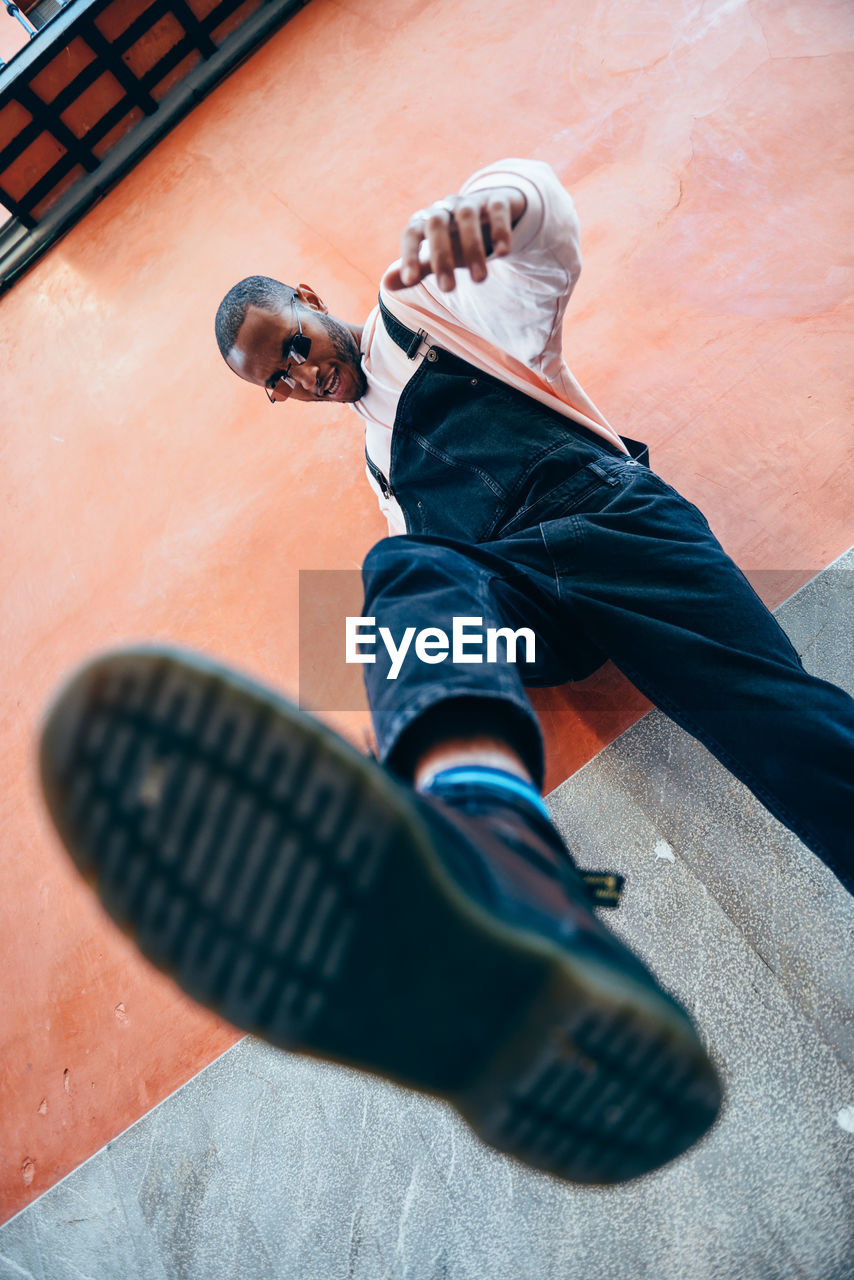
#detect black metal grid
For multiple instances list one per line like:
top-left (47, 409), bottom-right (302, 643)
top-left (0, 0), bottom-right (278, 229)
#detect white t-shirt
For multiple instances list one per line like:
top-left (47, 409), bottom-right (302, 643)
top-left (350, 158), bottom-right (626, 536)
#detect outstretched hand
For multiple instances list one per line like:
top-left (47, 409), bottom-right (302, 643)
top-left (385, 186), bottom-right (526, 292)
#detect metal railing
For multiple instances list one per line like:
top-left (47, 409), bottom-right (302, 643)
top-left (1, 0), bottom-right (68, 67)
top-left (0, 0), bottom-right (308, 291)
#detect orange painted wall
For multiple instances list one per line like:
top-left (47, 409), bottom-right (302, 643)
top-left (0, 21), bottom-right (29, 65)
top-left (1, 0), bottom-right (851, 1222)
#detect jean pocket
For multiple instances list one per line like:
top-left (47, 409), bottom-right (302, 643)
top-left (494, 460), bottom-right (619, 537)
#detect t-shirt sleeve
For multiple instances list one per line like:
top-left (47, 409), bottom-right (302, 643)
top-left (426, 158), bottom-right (583, 379)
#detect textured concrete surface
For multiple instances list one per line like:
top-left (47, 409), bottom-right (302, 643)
top-left (1, 557), bottom-right (851, 1278)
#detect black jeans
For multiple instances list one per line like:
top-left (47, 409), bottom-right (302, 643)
top-left (361, 321), bottom-right (854, 893)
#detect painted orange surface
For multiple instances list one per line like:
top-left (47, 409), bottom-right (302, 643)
top-left (0, 18), bottom-right (29, 65)
top-left (1, 0), bottom-right (852, 1222)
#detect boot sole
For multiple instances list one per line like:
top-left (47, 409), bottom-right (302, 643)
top-left (39, 645), bottom-right (722, 1185)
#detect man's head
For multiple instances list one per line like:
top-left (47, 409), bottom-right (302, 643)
top-left (215, 275), bottom-right (367, 405)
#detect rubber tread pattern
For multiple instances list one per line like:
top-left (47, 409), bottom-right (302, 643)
top-left (40, 648), bottom-right (722, 1187)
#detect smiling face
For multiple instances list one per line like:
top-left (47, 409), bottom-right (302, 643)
top-left (226, 286), bottom-right (367, 405)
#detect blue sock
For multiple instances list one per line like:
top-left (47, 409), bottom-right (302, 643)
top-left (420, 765), bottom-right (551, 823)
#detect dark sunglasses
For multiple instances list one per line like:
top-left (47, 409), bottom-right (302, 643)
top-left (265, 301), bottom-right (312, 403)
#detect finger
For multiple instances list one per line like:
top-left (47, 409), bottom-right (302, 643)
top-left (424, 206), bottom-right (456, 291)
top-left (385, 257), bottom-right (432, 291)
top-left (452, 199), bottom-right (488, 283)
top-left (399, 215), bottom-right (427, 287)
top-left (485, 194), bottom-right (513, 256)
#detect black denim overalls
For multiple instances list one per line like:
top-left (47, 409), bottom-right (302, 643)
top-left (361, 299), bottom-right (854, 889)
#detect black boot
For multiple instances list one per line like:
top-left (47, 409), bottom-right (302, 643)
top-left (39, 645), bottom-right (722, 1186)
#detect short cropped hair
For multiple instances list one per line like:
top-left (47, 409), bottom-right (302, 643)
top-left (215, 275), bottom-right (297, 359)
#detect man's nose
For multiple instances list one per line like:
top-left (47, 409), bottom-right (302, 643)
top-left (290, 361), bottom-right (319, 393)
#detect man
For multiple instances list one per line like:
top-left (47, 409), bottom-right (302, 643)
top-left (40, 160), bottom-right (854, 1187)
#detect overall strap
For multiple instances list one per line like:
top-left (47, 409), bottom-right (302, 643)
top-left (378, 294), bottom-right (429, 359)
top-left (378, 295), bottom-right (648, 468)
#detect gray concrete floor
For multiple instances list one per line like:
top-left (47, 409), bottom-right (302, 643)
top-left (1, 552), bottom-right (852, 1280)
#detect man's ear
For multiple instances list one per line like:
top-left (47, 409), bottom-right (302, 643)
top-left (295, 283), bottom-right (328, 314)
